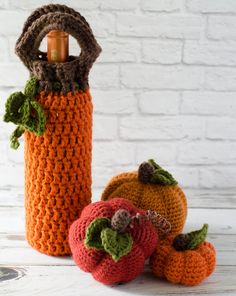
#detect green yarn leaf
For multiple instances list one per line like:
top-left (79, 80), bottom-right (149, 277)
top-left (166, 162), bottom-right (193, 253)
top-left (3, 77), bottom-right (46, 149)
top-left (3, 92), bottom-right (26, 124)
top-left (186, 224), bottom-right (208, 250)
top-left (85, 218), bottom-right (111, 250)
top-left (10, 126), bottom-right (25, 150)
top-left (148, 159), bottom-right (177, 186)
top-left (24, 77), bottom-right (38, 98)
top-left (100, 228), bottom-right (133, 262)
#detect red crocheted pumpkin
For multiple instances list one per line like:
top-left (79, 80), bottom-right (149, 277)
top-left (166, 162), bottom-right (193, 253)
top-left (69, 198), bottom-right (158, 285)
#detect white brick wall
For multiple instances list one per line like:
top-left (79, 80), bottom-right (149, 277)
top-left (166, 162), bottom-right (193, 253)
top-left (0, 0), bottom-right (235, 194)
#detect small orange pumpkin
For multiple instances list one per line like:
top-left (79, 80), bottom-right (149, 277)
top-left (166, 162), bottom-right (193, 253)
top-left (101, 159), bottom-right (187, 236)
top-left (150, 224), bottom-right (216, 286)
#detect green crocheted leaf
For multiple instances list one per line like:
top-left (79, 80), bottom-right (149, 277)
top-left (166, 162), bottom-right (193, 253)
top-left (3, 78), bottom-right (47, 149)
top-left (85, 218), bottom-right (111, 250)
top-left (3, 92), bottom-right (26, 124)
top-left (10, 126), bottom-right (25, 150)
top-left (100, 228), bottom-right (133, 262)
top-left (24, 77), bottom-right (38, 98)
top-left (149, 159), bottom-right (177, 186)
top-left (186, 224), bottom-right (208, 250)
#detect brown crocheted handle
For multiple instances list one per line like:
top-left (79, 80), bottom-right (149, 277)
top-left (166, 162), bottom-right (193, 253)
top-left (15, 4), bottom-right (101, 91)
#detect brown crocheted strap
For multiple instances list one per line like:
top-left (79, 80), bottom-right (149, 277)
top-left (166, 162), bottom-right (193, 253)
top-left (15, 4), bottom-right (101, 92)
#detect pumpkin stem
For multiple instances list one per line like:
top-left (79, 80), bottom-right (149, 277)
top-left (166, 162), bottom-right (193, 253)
top-left (172, 224), bottom-right (208, 251)
top-left (138, 159), bottom-right (178, 186)
top-left (111, 209), bottom-right (132, 233)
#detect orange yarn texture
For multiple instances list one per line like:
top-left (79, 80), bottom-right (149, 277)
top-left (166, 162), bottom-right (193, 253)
top-left (101, 172), bottom-right (187, 236)
top-left (150, 236), bottom-right (216, 286)
top-left (24, 89), bottom-right (92, 255)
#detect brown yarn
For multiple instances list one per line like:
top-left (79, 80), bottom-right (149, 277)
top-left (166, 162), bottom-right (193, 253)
top-left (15, 4), bottom-right (101, 93)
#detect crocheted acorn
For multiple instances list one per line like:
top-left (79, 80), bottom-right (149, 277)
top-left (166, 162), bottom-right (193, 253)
top-left (69, 198), bottom-right (158, 285)
top-left (101, 159), bottom-right (187, 237)
top-left (150, 224), bottom-right (216, 286)
top-left (3, 4), bottom-right (101, 256)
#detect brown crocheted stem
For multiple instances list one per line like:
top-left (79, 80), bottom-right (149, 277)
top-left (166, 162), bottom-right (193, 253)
top-left (111, 209), bottom-right (132, 233)
top-left (172, 224), bottom-right (208, 251)
top-left (15, 4), bottom-right (101, 93)
top-left (138, 159), bottom-right (178, 186)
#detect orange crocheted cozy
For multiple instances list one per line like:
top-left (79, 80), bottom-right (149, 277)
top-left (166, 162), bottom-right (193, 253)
top-left (3, 5), bottom-right (101, 255)
top-left (24, 90), bottom-right (93, 255)
top-left (101, 160), bottom-right (187, 237)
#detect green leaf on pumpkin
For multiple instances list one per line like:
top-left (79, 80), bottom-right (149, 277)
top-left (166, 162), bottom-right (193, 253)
top-left (100, 228), bottom-right (133, 262)
top-left (186, 224), bottom-right (208, 250)
top-left (85, 218), bottom-right (111, 250)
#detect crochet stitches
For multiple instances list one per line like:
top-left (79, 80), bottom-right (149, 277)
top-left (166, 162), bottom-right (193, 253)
top-left (69, 198), bottom-right (158, 285)
top-left (101, 159), bottom-right (187, 237)
top-left (150, 225), bottom-right (216, 286)
top-left (3, 4), bottom-right (101, 256)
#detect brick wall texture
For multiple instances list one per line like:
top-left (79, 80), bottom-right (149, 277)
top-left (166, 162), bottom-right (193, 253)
top-left (0, 0), bottom-right (235, 194)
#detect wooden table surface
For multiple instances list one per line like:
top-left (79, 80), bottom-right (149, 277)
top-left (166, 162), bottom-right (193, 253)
top-left (0, 188), bottom-right (236, 296)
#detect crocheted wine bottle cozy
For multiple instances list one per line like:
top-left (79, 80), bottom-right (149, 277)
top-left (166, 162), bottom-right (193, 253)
top-left (3, 4), bottom-right (101, 255)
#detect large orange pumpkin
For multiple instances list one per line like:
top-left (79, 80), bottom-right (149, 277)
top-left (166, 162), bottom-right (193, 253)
top-left (150, 224), bottom-right (216, 286)
top-left (101, 159), bottom-right (187, 236)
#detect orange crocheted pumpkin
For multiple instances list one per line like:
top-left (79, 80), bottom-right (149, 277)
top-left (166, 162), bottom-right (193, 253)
top-left (101, 159), bottom-right (187, 236)
top-left (150, 224), bottom-right (216, 286)
top-left (3, 4), bottom-right (101, 256)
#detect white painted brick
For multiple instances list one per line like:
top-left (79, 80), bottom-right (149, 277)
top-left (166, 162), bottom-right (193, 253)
top-left (0, 11), bottom-right (28, 36)
top-left (0, 64), bottom-right (28, 87)
top-left (206, 67), bottom-right (236, 91)
top-left (93, 115), bottom-right (117, 140)
top-left (92, 164), bottom-right (135, 189)
top-left (142, 40), bottom-right (182, 64)
top-left (136, 143), bottom-right (176, 165)
top-left (184, 41), bottom-right (236, 66)
top-left (8, 36), bottom-right (19, 62)
top-left (138, 91), bottom-right (180, 114)
top-left (0, 140), bottom-right (8, 164)
top-left (9, 0), bottom-right (100, 10)
top-left (0, 37), bottom-right (8, 62)
top-left (120, 116), bottom-right (204, 140)
top-left (208, 16), bottom-right (236, 40)
top-left (0, 164), bottom-right (24, 188)
top-left (90, 65), bottom-right (119, 89)
top-left (166, 166), bottom-right (199, 188)
top-left (92, 90), bottom-right (135, 114)
top-left (117, 14), bottom-right (204, 39)
top-left (0, 0), bottom-right (7, 8)
top-left (141, 0), bottom-right (183, 12)
top-left (101, 0), bottom-right (139, 10)
top-left (93, 142), bottom-right (135, 166)
top-left (206, 118), bottom-right (236, 140)
top-left (98, 40), bottom-right (140, 63)
top-left (178, 142), bottom-right (236, 164)
top-left (200, 168), bottom-right (236, 189)
top-left (181, 92), bottom-right (236, 116)
top-left (121, 65), bottom-right (203, 90)
top-left (84, 12), bottom-right (115, 37)
top-left (7, 138), bottom-right (24, 164)
top-left (187, 0), bottom-right (236, 13)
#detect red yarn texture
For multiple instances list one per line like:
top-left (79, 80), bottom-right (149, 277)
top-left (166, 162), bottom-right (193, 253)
top-left (24, 89), bottom-right (92, 256)
top-left (69, 198), bottom-right (158, 285)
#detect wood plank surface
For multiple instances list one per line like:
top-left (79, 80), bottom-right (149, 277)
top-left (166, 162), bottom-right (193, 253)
top-left (0, 265), bottom-right (235, 296)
